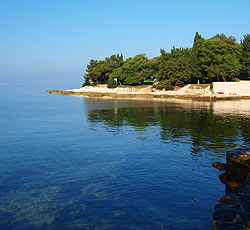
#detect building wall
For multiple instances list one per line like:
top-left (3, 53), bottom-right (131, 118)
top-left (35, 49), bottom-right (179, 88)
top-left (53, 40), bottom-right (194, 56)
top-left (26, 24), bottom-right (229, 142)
top-left (213, 81), bottom-right (250, 96)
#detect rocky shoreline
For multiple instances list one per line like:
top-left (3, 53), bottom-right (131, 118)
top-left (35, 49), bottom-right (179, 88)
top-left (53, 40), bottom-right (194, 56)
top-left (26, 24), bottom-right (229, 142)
top-left (213, 149), bottom-right (250, 230)
top-left (48, 85), bottom-right (250, 101)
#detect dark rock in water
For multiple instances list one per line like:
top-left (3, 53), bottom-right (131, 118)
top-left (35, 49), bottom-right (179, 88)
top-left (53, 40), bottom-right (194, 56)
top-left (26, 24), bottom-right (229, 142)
top-left (213, 148), bottom-right (250, 230)
top-left (213, 208), bottom-right (238, 222)
top-left (212, 162), bottom-right (226, 170)
top-left (191, 197), bottom-right (197, 201)
top-left (219, 172), bottom-right (228, 184)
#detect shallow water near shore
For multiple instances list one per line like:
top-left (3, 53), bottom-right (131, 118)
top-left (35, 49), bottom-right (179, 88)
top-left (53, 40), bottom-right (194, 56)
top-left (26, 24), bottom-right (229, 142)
top-left (0, 85), bottom-right (250, 230)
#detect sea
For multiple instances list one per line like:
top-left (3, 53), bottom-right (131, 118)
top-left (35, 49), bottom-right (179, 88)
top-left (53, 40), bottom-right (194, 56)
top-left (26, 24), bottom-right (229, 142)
top-left (0, 85), bottom-right (249, 230)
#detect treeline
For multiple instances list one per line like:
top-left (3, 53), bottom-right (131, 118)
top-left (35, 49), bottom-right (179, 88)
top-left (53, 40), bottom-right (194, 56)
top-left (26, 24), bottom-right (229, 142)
top-left (83, 33), bottom-right (250, 89)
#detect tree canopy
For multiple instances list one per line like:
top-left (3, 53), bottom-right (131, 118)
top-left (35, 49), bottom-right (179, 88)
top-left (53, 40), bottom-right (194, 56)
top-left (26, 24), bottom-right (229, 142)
top-left (83, 54), bottom-right (123, 85)
top-left (242, 34), bottom-right (250, 76)
top-left (195, 34), bottom-right (242, 81)
top-left (109, 54), bottom-right (153, 85)
top-left (83, 33), bottom-right (249, 89)
top-left (157, 47), bottom-right (194, 87)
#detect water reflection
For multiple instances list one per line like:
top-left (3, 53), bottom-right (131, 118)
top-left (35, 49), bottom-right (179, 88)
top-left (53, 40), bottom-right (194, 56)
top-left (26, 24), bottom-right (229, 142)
top-left (86, 98), bottom-right (250, 160)
top-left (84, 97), bottom-right (250, 115)
top-left (212, 100), bottom-right (250, 116)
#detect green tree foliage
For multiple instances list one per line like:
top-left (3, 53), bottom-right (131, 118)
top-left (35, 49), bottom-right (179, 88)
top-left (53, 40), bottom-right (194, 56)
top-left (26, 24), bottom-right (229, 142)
top-left (82, 32), bottom-right (247, 88)
top-left (242, 34), bottom-right (250, 76)
top-left (107, 78), bottom-right (117, 88)
top-left (157, 47), bottom-right (193, 88)
top-left (110, 54), bottom-right (152, 85)
top-left (83, 59), bottom-right (98, 86)
top-left (83, 54), bottom-right (123, 85)
top-left (104, 54), bottom-right (124, 79)
top-left (196, 34), bottom-right (242, 81)
top-left (192, 32), bottom-right (205, 80)
top-left (148, 56), bottom-right (160, 77)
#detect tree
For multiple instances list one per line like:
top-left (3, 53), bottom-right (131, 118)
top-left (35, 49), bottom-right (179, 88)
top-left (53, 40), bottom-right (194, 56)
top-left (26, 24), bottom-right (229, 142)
top-left (242, 34), bottom-right (250, 77)
top-left (82, 33), bottom-right (244, 87)
top-left (197, 34), bottom-right (242, 81)
top-left (191, 32), bottom-right (205, 82)
top-left (110, 54), bottom-right (152, 85)
top-left (148, 56), bottom-right (160, 77)
top-left (83, 54), bottom-right (124, 85)
top-left (83, 59), bottom-right (98, 85)
top-left (157, 47), bottom-right (193, 88)
top-left (104, 54), bottom-right (124, 80)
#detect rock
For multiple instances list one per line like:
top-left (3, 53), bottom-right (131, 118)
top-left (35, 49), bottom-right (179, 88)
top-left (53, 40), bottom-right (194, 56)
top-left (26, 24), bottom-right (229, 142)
top-left (213, 209), bottom-right (238, 222)
top-left (213, 148), bottom-right (250, 230)
top-left (213, 162), bottom-right (227, 170)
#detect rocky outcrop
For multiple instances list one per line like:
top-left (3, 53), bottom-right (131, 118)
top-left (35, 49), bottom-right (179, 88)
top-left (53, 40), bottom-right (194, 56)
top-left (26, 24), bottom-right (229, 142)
top-left (213, 148), bottom-right (250, 230)
top-left (48, 84), bottom-right (213, 97)
top-left (48, 84), bottom-right (250, 101)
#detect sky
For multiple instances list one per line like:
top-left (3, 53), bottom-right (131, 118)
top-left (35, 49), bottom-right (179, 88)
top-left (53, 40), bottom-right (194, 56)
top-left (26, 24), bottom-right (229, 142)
top-left (1, 0), bottom-right (250, 87)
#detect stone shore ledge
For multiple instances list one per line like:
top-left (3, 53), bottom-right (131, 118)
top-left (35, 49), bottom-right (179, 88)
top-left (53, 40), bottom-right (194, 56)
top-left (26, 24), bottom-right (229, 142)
top-left (213, 149), bottom-right (250, 230)
top-left (48, 85), bottom-right (250, 101)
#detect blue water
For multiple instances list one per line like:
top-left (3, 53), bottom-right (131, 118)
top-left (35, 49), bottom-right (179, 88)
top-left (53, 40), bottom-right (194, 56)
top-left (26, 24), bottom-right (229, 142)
top-left (0, 86), bottom-right (249, 230)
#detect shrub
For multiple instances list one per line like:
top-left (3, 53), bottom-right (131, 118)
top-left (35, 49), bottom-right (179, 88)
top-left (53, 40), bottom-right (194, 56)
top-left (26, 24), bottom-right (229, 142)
top-left (107, 78), bottom-right (117, 88)
top-left (230, 78), bottom-right (240, 82)
top-left (164, 81), bottom-right (174, 91)
top-left (154, 81), bottom-right (165, 90)
top-left (154, 80), bottom-right (174, 90)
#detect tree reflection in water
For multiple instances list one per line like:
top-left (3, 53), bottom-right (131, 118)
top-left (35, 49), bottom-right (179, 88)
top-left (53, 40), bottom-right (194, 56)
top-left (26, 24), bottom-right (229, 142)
top-left (86, 97), bottom-right (250, 162)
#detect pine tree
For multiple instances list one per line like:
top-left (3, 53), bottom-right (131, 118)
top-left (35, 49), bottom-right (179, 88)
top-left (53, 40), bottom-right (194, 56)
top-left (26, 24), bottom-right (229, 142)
top-left (191, 32), bottom-right (204, 82)
top-left (242, 34), bottom-right (250, 77)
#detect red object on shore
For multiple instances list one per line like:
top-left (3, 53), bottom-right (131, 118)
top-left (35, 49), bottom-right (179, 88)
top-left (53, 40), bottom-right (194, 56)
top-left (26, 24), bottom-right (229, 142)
top-left (218, 92), bottom-right (224, 94)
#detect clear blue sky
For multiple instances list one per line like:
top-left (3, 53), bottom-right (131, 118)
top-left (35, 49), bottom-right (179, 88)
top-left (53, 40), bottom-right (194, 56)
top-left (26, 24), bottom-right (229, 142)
top-left (1, 0), bottom-right (250, 87)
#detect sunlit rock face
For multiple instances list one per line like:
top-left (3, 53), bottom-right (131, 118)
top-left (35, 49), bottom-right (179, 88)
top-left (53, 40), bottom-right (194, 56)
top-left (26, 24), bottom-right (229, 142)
top-left (213, 148), bottom-right (250, 230)
top-left (213, 81), bottom-right (250, 96)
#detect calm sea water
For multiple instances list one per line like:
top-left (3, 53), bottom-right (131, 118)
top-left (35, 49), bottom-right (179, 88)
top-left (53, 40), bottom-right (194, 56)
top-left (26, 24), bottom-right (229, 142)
top-left (0, 85), bottom-right (250, 230)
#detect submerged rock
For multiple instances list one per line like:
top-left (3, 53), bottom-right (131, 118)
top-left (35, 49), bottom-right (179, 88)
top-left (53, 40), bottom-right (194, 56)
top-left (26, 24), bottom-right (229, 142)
top-left (212, 162), bottom-right (227, 171)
